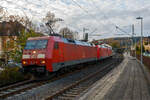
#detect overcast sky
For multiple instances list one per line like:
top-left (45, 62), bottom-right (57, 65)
top-left (0, 0), bottom-right (150, 40)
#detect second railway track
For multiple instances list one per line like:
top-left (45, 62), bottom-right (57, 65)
top-left (45, 61), bottom-right (116, 100)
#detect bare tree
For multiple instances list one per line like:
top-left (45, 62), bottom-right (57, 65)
top-left (0, 7), bottom-right (32, 30)
top-left (0, 7), bottom-right (5, 20)
top-left (43, 11), bottom-right (63, 35)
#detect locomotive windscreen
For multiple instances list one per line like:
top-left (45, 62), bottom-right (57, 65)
top-left (24, 39), bottom-right (48, 49)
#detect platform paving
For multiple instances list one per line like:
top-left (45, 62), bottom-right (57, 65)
top-left (78, 54), bottom-right (150, 100)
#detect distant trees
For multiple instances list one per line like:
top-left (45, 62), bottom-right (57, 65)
top-left (0, 7), bottom-right (33, 31)
top-left (110, 42), bottom-right (121, 49)
top-left (0, 20), bottom-right (25, 36)
top-left (59, 27), bottom-right (77, 39)
top-left (136, 45), bottom-right (145, 55)
top-left (144, 42), bottom-right (148, 45)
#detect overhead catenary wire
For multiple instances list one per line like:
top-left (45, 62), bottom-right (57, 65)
top-left (3, 0), bottom-right (83, 34)
top-left (2, 0), bottom-right (130, 37)
top-left (87, 0), bottom-right (116, 25)
top-left (71, 0), bottom-right (112, 33)
top-left (71, 0), bottom-right (89, 14)
top-left (116, 26), bottom-right (128, 34)
top-left (87, 0), bottom-right (129, 35)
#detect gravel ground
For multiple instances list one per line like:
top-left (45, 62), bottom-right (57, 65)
top-left (3, 58), bottom-right (116, 100)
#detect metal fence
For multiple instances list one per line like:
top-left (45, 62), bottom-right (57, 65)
top-left (137, 55), bottom-right (150, 70)
top-left (130, 51), bottom-right (150, 70)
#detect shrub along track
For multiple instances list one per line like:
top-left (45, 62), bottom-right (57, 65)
top-left (0, 67), bottom-right (27, 88)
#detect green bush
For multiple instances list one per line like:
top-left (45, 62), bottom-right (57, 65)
top-left (0, 67), bottom-right (25, 86)
top-left (145, 42), bottom-right (148, 45)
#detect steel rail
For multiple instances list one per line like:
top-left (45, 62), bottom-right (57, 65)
top-left (45, 62), bottom-right (114, 100)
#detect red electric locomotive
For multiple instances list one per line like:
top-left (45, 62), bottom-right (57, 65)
top-left (96, 44), bottom-right (112, 59)
top-left (22, 36), bottom-right (112, 75)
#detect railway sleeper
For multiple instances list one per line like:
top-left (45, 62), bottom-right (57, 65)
top-left (65, 89), bottom-right (86, 94)
top-left (68, 88), bottom-right (85, 92)
top-left (65, 91), bottom-right (79, 95)
top-left (62, 93), bottom-right (78, 97)
top-left (57, 96), bottom-right (74, 100)
top-left (71, 86), bottom-right (87, 90)
top-left (56, 88), bottom-right (87, 99)
top-left (71, 89), bottom-right (87, 93)
top-left (0, 91), bottom-right (11, 94)
top-left (5, 89), bottom-right (17, 92)
top-left (75, 85), bottom-right (88, 88)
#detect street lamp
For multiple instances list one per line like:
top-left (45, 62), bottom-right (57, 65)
top-left (136, 16), bottom-right (143, 64)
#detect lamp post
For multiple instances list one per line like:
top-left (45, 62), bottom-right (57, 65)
top-left (135, 33), bottom-right (137, 58)
top-left (131, 24), bottom-right (136, 58)
top-left (136, 17), bottom-right (143, 64)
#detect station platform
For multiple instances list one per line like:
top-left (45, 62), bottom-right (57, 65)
top-left (78, 54), bottom-right (150, 100)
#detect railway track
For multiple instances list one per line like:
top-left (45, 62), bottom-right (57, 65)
top-left (0, 79), bottom-right (41, 99)
top-left (0, 62), bottom-right (100, 99)
top-left (0, 73), bottom-right (71, 99)
top-left (45, 62), bottom-right (115, 100)
top-left (0, 57), bottom-right (120, 100)
top-left (0, 79), bottom-right (33, 93)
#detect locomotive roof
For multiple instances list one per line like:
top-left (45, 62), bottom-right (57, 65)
top-left (61, 38), bottom-right (93, 47)
top-left (97, 43), bottom-right (112, 49)
top-left (28, 36), bottom-right (50, 40)
top-left (28, 36), bottom-right (94, 47)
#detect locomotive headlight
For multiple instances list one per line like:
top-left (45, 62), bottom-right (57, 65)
top-left (37, 54), bottom-right (45, 58)
top-left (41, 60), bottom-right (45, 64)
top-left (22, 61), bottom-right (26, 64)
top-left (33, 51), bottom-right (36, 54)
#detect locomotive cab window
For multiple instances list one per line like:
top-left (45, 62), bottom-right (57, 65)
top-left (54, 42), bottom-right (59, 49)
top-left (24, 39), bottom-right (48, 49)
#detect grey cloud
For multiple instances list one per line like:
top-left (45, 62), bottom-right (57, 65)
top-left (1, 0), bottom-right (150, 39)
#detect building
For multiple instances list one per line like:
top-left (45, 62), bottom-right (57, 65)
top-left (0, 21), bottom-right (25, 59)
top-left (143, 37), bottom-right (150, 52)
